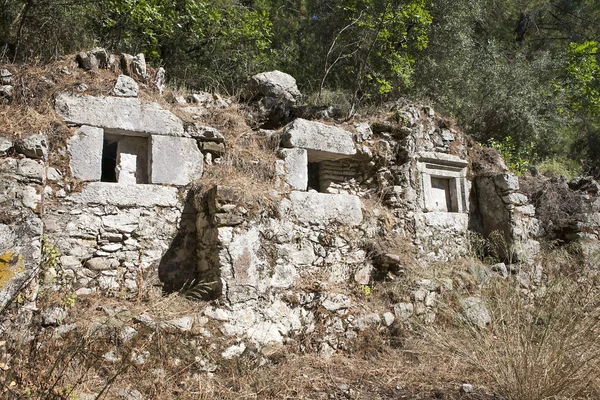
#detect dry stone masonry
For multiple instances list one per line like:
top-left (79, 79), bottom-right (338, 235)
top-left (1, 58), bottom-right (599, 357)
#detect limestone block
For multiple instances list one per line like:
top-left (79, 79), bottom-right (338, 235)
top-left (0, 69), bottom-right (12, 85)
top-left (280, 119), bottom-right (356, 162)
top-left (55, 94), bottom-right (184, 136)
top-left (69, 182), bottom-right (178, 207)
top-left (285, 191), bottom-right (363, 226)
top-left (278, 148), bottom-right (308, 191)
top-left (116, 136), bottom-right (148, 184)
top-left (68, 126), bottom-right (104, 181)
top-left (113, 75), bottom-right (139, 97)
top-left (149, 136), bottom-right (203, 185)
top-left (133, 53), bottom-right (147, 80)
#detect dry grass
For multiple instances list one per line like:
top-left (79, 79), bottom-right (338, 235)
top-left (428, 274), bottom-right (600, 400)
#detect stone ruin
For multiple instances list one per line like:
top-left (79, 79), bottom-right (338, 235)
top-left (1, 55), bottom-right (599, 353)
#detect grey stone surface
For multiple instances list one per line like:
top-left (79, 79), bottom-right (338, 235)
top-left (116, 136), bottom-right (148, 184)
top-left (68, 126), bottom-right (104, 181)
top-left (133, 53), bottom-right (147, 80)
top-left (322, 293), bottom-right (351, 311)
top-left (85, 258), bottom-right (119, 271)
top-left (113, 75), bottom-right (139, 97)
top-left (281, 119), bottom-right (356, 162)
top-left (55, 93), bottom-right (184, 136)
top-left (0, 137), bottom-right (12, 156)
top-left (494, 173), bottom-right (519, 192)
top-left (242, 70), bottom-right (301, 106)
top-left (394, 303), bottom-right (414, 320)
top-left (150, 136), bottom-right (203, 185)
top-left (15, 134), bottom-right (48, 160)
top-left (185, 123), bottom-right (225, 143)
top-left (285, 191), bottom-right (363, 226)
top-left (68, 182), bottom-right (179, 207)
top-left (17, 159), bottom-right (44, 180)
top-left (278, 148), bottom-right (308, 191)
top-left (460, 297), bottom-right (491, 328)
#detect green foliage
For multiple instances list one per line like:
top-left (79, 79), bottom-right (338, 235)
top-left (537, 158), bottom-right (582, 179)
top-left (488, 136), bottom-right (535, 175)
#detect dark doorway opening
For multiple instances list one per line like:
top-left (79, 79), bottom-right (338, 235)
top-left (101, 139), bottom-right (118, 182)
top-left (308, 162), bottom-right (320, 191)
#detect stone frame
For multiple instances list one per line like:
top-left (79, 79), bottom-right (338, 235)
top-left (417, 152), bottom-right (469, 213)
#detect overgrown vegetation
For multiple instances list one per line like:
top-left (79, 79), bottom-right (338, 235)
top-left (3, 0), bottom-right (600, 175)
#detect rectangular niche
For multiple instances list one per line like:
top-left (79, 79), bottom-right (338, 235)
top-left (101, 133), bottom-right (149, 184)
top-left (418, 153), bottom-right (469, 213)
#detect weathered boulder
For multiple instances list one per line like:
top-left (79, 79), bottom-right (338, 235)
top-left (68, 126), bottom-right (104, 181)
top-left (112, 75), bottom-right (139, 97)
top-left (55, 93), bottom-right (184, 136)
top-left (280, 118), bottom-right (356, 162)
top-left (241, 70), bottom-right (301, 106)
top-left (149, 136), bottom-right (203, 185)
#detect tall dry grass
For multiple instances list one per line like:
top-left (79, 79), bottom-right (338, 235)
top-left (429, 275), bottom-right (600, 400)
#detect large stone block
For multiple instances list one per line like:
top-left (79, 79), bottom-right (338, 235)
top-left (68, 126), bottom-right (104, 181)
top-left (278, 148), bottom-right (307, 191)
top-left (280, 119), bottom-right (356, 162)
top-left (55, 93), bottom-right (184, 136)
top-left (69, 182), bottom-right (178, 207)
top-left (150, 136), bottom-right (203, 185)
top-left (284, 191), bottom-right (363, 226)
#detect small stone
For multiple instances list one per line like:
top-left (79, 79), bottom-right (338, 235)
top-left (461, 383), bottom-right (474, 393)
top-left (85, 257), bottom-right (119, 271)
top-left (133, 53), bottom-right (147, 80)
top-left (322, 293), bottom-right (351, 311)
top-left (119, 388), bottom-right (144, 400)
top-left (161, 316), bottom-right (193, 332)
top-left (382, 312), bottom-right (395, 327)
top-left (491, 262), bottom-right (508, 278)
top-left (393, 303), bottom-right (414, 321)
top-left (42, 307), bottom-right (67, 326)
top-left (15, 134), bottom-right (48, 160)
top-left (222, 343), bottom-right (246, 359)
top-left (460, 297), bottom-right (491, 328)
top-left (113, 74), bottom-right (139, 97)
top-left (0, 137), bottom-right (12, 156)
top-left (101, 243), bottom-right (122, 252)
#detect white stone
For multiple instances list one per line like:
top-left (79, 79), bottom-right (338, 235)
top-left (55, 93), bottom-right (184, 136)
top-left (286, 191), bottom-right (363, 226)
top-left (393, 303), bottom-right (414, 321)
top-left (278, 148), bottom-right (308, 191)
top-left (222, 343), bottom-right (246, 359)
top-left (113, 75), bottom-right (139, 97)
top-left (270, 263), bottom-right (297, 288)
top-left (116, 136), bottom-right (148, 183)
top-left (161, 316), bottom-right (193, 332)
top-left (322, 293), bottom-right (351, 311)
top-left (281, 119), bottom-right (356, 162)
top-left (247, 321), bottom-right (283, 346)
top-left (68, 126), bottom-right (104, 181)
top-left (150, 136), bottom-right (203, 185)
top-left (69, 182), bottom-right (178, 207)
top-left (382, 312), bottom-right (395, 326)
